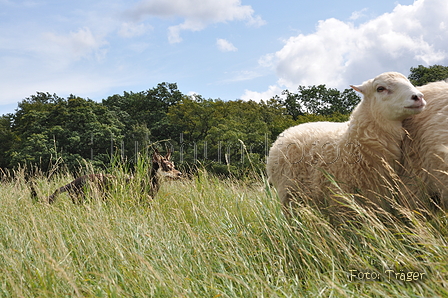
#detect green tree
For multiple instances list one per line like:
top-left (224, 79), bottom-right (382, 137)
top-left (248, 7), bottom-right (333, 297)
top-left (0, 81), bottom-right (362, 176)
top-left (168, 96), bottom-right (289, 176)
top-left (167, 95), bottom-right (217, 144)
top-left (103, 82), bottom-right (182, 141)
top-left (8, 93), bottom-right (124, 171)
top-left (0, 114), bottom-right (16, 168)
top-left (408, 65), bottom-right (448, 86)
top-left (258, 97), bottom-right (296, 139)
top-left (280, 85), bottom-right (360, 120)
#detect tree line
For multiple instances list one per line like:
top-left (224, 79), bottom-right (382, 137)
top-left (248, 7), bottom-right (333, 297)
top-left (0, 65), bottom-right (446, 177)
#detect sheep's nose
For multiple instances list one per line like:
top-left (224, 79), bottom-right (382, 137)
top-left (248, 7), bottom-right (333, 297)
top-left (411, 94), bottom-right (423, 101)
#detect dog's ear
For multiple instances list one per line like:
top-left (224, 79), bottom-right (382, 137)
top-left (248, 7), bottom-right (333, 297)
top-left (152, 148), bottom-right (161, 162)
top-left (165, 147), bottom-right (172, 160)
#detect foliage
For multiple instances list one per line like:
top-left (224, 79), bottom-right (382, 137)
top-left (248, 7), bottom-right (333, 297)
top-left (0, 114), bottom-right (15, 168)
top-left (7, 93), bottom-right (124, 172)
top-left (279, 85), bottom-right (360, 120)
top-left (103, 82), bottom-right (182, 141)
top-left (167, 95), bottom-right (300, 177)
top-left (408, 64), bottom-right (448, 86)
top-left (1, 77), bottom-right (364, 175)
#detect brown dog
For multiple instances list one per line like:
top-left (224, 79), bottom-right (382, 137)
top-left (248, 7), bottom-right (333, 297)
top-left (32, 149), bottom-right (182, 204)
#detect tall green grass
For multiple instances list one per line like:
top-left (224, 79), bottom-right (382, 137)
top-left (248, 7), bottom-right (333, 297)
top-left (1, 165), bottom-right (448, 297)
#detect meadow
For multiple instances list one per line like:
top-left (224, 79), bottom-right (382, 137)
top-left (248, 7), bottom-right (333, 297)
top-left (1, 164), bottom-right (448, 297)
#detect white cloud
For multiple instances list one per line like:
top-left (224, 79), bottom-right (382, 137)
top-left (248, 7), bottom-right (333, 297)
top-left (0, 24), bottom-right (114, 106)
top-left (258, 53), bottom-right (275, 68)
top-left (349, 8), bottom-right (368, 21)
top-left (241, 85), bottom-right (283, 102)
top-left (126, 0), bottom-right (265, 43)
top-left (168, 19), bottom-right (205, 43)
top-left (0, 61), bottom-right (135, 108)
top-left (248, 0), bottom-right (448, 99)
top-left (0, 3), bottom-right (137, 107)
top-left (216, 38), bottom-right (237, 52)
top-left (118, 22), bottom-right (150, 38)
top-left (43, 27), bottom-right (108, 63)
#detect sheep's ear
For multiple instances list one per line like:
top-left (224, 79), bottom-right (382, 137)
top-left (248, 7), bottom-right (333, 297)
top-left (350, 85), bottom-right (363, 94)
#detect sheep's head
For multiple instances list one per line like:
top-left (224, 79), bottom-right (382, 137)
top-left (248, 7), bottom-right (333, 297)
top-left (351, 72), bottom-right (425, 121)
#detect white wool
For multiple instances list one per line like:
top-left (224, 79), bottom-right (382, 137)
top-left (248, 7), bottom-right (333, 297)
top-left (401, 80), bottom-right (448, 209)
top-left (267, 72), bottom-right (425, 218)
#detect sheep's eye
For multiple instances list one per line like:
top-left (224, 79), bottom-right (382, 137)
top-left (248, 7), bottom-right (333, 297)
top-left (376, 86), bottom-right (386, 92)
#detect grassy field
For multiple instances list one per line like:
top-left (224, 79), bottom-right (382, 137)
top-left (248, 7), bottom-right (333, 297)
top-left (1, 166), bottom-right (448, 297)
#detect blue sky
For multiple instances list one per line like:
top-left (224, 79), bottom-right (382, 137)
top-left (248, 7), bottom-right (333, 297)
top-left (1, 0), bottom-right (447, 115)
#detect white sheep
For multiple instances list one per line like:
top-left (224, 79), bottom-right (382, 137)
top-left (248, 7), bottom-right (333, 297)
top-left (401, 80), bottom-right (448, 210)
top-left (266, 72), bottom-right (426, 219)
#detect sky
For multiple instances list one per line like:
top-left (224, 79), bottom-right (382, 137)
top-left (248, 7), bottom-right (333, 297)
top-left (1, 0), bottom-right (447, 116)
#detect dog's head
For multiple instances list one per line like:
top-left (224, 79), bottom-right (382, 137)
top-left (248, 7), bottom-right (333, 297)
top-left (152, 148), bottom-right (182, 179)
